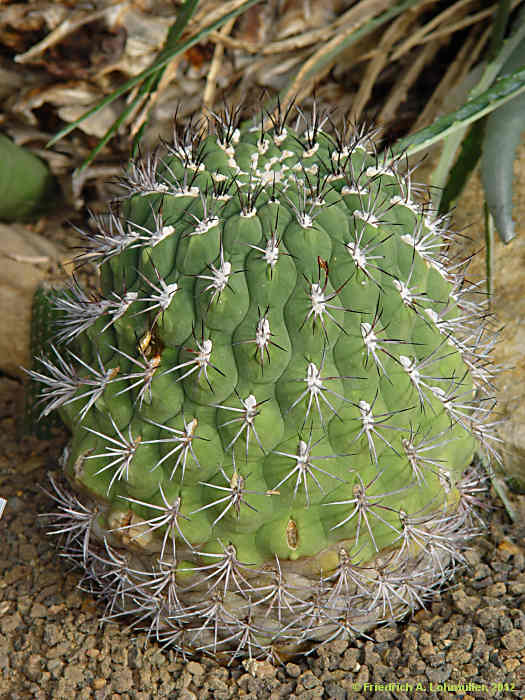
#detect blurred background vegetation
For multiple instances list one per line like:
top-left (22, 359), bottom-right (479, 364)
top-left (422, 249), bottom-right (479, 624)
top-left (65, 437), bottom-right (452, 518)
top-left (0, 0), bottom-right (522, 228)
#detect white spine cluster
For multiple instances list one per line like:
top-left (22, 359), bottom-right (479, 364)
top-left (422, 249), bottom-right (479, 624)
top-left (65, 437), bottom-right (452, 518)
top-left (30, 102), bottom-right (499, 662)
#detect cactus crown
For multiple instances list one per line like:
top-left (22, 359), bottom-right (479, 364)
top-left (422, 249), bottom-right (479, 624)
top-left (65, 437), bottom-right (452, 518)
top-left (30, 101), bottom-right (499, 661)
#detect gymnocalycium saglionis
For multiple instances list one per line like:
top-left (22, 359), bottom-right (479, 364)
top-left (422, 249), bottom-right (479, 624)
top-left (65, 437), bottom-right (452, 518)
top-left (28, 102), bottom-right (502, 662)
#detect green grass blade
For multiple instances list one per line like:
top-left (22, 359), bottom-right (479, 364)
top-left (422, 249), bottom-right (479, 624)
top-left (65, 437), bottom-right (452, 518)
top-left (430, 124), bottom-right (473, 211)
top-left (484, 202), bottom-right (494, 300)
top-left (437, 120), bottom-right (485, 215)
top-left (75, 73), bottom-right (158, 176)
top-left (123, 0), bottom-right (200, 165)
top-left (266, 0), bottom-right (424, 117)
top-left (488, 0), bottom-right (514, 63)
top-left (47, 0), bottom-right (262, 150)
top-left (467, 4), bottom-right (525, 97)
top-left (154, 0), bottom-right (199, 63)
top-left (289, 0), bottom-right (422, 86)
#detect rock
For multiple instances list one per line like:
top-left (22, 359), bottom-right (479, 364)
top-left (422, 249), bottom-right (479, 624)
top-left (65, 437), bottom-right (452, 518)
top-left (501, 629), bottom-right (525, 652)
top-left (0, 223), bottom-right (64, 378)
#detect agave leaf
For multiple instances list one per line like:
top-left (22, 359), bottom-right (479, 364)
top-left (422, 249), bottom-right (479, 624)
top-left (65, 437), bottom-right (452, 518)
top-left (388, 66), bottom-right (525, 161)
top-left (435, 3), bottom-right (525, 215)
top-left (480, 31), bottom-right (525, 244)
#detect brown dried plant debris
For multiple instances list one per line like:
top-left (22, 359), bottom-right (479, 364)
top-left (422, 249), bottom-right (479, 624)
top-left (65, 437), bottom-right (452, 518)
top-left (0, 0), bottom-right (512, 208)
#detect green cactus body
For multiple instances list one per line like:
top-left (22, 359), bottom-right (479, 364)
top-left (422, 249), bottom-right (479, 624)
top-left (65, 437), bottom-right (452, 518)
top-left (30, 105), bottom-right (499, 660)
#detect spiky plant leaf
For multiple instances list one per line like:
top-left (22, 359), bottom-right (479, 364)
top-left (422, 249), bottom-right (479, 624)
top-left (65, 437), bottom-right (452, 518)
top-left (481, 33), bottom-right (525, 243)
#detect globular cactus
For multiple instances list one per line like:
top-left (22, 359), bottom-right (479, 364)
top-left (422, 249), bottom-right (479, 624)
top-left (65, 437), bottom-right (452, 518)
top-left (29, 103), bottom-right (501, 662)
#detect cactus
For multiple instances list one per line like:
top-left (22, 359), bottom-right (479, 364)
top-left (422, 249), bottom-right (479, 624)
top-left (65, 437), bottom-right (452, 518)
top-left (28, 103), bottom-right (500, 661)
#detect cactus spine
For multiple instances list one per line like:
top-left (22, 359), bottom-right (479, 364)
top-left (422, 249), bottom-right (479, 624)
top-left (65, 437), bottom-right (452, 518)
top-left (29, 103), bottom-right (500, 661)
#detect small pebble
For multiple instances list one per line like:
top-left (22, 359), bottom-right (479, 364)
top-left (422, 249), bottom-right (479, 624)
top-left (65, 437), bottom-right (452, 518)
top-left (502, 629), bottom-right (525, 651)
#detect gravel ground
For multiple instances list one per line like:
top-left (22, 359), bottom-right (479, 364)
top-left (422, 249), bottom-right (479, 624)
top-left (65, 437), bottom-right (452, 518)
top-left (2, 375), bottom-right (525, 700)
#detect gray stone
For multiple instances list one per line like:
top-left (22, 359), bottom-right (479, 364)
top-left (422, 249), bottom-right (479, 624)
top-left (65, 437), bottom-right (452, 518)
top-left (501, 629), bottom-right (525, 651)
